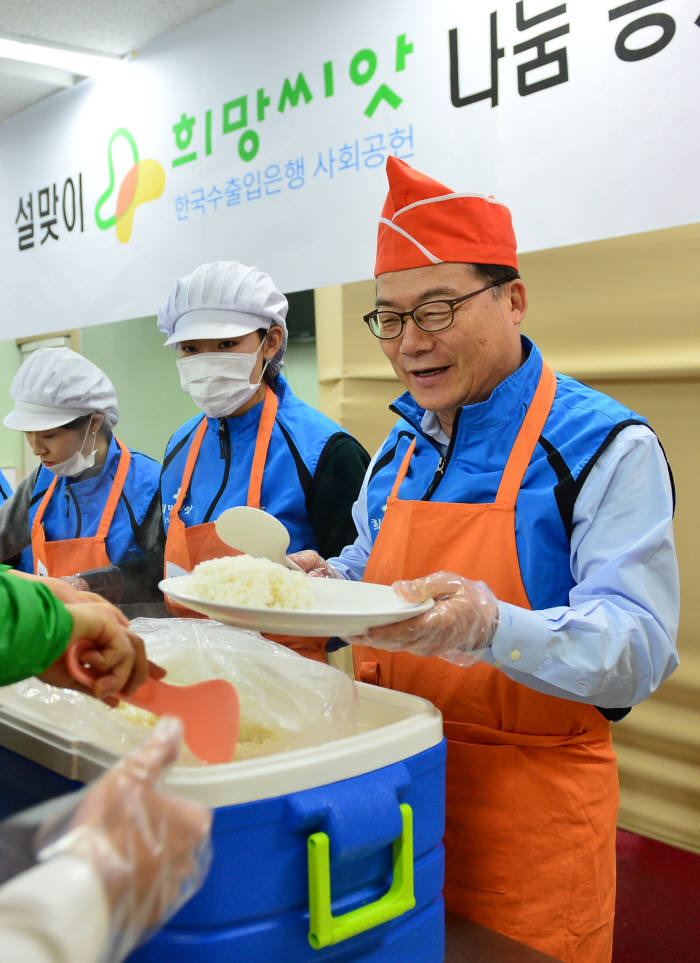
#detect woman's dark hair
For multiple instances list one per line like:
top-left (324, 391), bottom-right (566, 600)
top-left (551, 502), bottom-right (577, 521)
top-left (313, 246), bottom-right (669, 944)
top-left (61, 414), bottom-right (92, 431)
top-left (61, 413), bottom-right (109, 436)
top-left (257, 327), bottom-right (279, 387)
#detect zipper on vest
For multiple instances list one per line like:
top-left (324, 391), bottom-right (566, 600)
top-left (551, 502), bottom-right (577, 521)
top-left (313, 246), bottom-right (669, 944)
top-left (218, 419), bottom-right (228, 459)
top-left (65, 485), bottom-right (82, 536)
top-left (203, 419), bottom-right (232, 523)
top-left (425, 455), bottom-right (447, 498)
top-left (422, 408), bottom-right (461, 501)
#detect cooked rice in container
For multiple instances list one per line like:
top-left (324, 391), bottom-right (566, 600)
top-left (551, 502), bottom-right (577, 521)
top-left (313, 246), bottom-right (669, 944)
top-left (0, 618), bottom-right (359, 766)
top-left (185, 554), bottom-right (314, 610)
top-left (116, 701), bottom-right (280, 762)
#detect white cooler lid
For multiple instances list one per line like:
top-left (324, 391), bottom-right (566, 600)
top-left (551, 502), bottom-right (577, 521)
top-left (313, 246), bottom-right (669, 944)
top-left (0, 682), bottom-right (443, 807)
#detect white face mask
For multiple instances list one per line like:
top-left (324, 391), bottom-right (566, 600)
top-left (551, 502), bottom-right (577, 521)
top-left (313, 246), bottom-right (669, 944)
top-left (176, 341), bottom-right (269, 418)
top-left (47, 417), bottom-right (98, 477)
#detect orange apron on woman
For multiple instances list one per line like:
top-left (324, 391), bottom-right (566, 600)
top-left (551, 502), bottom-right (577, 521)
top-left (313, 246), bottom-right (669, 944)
top-left (164, 386), bottom-right (326, 660)
top-left (354, 364), bottom-right (618, 963)
top-left (32, 438), bottom-right (131, 577)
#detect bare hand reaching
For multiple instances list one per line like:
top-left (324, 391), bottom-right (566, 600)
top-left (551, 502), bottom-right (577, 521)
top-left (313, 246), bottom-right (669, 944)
top-left (38, 603), bottom-right (162, 700)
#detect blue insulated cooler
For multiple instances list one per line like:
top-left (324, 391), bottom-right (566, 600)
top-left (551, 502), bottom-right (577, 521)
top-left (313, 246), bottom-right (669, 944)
top-left (0, 683), bottom-right (446, 961)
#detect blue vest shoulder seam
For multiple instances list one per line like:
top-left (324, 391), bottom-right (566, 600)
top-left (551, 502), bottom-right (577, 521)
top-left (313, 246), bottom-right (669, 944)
top-left (163, 418), bottom-right (205, 472)
top-left (275, 420), bottom-right (313, 500)
top-left (541, 418), bottom-right (649, 540)
top-left (119, 489), bottom-right (139, 535)
top-left (368, 429), bottom-right (417, 485)
top-left (128, 449), bottom-right (161, 467)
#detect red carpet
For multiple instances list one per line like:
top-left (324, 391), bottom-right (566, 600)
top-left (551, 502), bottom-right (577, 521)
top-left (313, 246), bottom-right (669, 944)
top-left (613, 828), bottom-right (700, 962)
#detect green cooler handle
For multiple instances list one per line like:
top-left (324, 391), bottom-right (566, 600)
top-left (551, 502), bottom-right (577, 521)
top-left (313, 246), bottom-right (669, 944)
top-left (307, 802), bottom-right (416, 949)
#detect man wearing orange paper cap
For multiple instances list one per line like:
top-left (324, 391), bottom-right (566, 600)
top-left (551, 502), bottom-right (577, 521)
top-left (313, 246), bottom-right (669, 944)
top-left (293, 158), bottom-right (679, 962)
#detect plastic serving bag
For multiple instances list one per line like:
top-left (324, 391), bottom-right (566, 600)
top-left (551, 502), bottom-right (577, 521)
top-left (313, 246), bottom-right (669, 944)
top-left (0, 619), bottom-right (359, 766)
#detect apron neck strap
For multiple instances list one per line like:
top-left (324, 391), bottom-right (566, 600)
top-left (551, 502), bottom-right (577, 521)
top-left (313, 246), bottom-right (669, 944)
top-left (95, 437), bottom-right (131, 538)
top-left (390, 438), bottom-right (416, 497)
top-left (33, 475), bottom-right (59, 527)
top-left (170, 417), bottom-right (208, 518)
top-left (495, 362), bottom-right (557, 507)
top-left (246, 386), bottom-right (278, 509)
top-left (33, 437), bottom-right (131, 537)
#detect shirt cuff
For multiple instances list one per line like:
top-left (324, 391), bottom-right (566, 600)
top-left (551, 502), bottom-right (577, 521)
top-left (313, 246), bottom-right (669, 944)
top-left (326, 555), bottom-right (362, 581)
top-left (487, 602), bottom-right (550, 675)
top-left (0, 855), bottom-right (110, 963)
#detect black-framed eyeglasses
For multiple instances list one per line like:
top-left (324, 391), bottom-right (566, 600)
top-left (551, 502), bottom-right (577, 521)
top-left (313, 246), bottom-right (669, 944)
top-left (362, 278), bottom-right (510, 340)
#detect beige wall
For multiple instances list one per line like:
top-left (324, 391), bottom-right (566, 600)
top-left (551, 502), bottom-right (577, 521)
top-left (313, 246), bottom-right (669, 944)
top-left (315, 280), bottom-right (399, 455)
top-left (316, 222), bottom-right (700, 853)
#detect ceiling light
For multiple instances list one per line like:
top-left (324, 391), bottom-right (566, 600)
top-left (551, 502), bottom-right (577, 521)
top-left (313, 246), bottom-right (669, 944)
top-left (0, 36), bottom-right (127, 78)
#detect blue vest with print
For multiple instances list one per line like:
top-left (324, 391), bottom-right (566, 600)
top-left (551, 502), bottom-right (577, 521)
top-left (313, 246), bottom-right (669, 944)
top-left (365, 338), bottom-right (648, 611)
top-left (0, 470), bottom-right (11, 503)
top-left (160, 375), bottom-right (350, 554)
top-left (24, 437), bottom-right (160, 569)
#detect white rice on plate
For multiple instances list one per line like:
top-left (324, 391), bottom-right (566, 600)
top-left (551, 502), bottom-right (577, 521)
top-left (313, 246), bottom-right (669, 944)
top-left (185, 554), bottom-right (314, 610)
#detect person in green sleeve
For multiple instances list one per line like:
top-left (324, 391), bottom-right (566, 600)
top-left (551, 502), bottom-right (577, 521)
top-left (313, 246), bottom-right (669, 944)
top-left (0, 570), bottom-right (211, 963)
top-left (0, 566), bottom-right (151, 698)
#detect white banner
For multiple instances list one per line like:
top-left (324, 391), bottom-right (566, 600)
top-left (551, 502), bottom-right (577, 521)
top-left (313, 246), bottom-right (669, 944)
top-left (1, 0), bottom-right (698, 339)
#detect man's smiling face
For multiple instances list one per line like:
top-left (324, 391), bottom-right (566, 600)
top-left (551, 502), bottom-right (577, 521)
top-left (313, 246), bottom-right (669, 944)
top-left (376, 262), bottom-right (527, 435)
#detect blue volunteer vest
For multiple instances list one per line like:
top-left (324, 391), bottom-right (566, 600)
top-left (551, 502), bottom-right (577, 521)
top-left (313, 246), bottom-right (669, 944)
top-left (24, 435), bottom-right (160, 569)
top-left (0, 470), bottom-right (11, 503)
top-left (160, 375), bottom-right (352, 554)
top-left (365, 337), bottom-right (650, 612)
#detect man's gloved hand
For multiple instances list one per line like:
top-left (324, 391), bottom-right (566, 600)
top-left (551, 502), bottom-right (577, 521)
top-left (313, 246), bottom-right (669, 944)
top-left (288, 550), bottom-right (342, 579)
top-left (343, 571), bottom-right (500, 666)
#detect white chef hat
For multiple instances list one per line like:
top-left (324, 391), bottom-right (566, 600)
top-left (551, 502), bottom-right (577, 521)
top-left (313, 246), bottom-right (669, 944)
top-left (156, 261), bottom-right (288, 377)
top-left (3, 347), bottom-right (119, 432)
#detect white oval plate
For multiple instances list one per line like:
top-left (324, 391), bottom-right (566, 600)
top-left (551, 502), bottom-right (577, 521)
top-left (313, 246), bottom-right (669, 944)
top-left (158, 575), bottom-right (433, 637)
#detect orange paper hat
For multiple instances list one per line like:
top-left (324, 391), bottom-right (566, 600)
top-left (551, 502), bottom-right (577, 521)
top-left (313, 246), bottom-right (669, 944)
top-left (374, 157), bottom-right (518, 276)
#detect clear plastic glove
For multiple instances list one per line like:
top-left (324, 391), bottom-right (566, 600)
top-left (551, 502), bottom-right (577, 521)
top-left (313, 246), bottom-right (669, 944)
top-left (61, 565), bottom-right (124, 605)
top-left (37, 717), bottom-right (212, 962)
top-left (288, 549), bottom-right (342, 579)
top-left (8, 569), bottom-right (127, 622)
top-left (343, 571), bottom-right (500, 666)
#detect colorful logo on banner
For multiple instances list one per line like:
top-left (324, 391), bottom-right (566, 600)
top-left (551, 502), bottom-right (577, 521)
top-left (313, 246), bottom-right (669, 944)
top-left (94, 128), bottom-right (165, 243)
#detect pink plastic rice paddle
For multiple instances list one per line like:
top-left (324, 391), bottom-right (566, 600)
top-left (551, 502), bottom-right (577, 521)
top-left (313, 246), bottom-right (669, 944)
top-left (65, 639), bottom-right (240, 765)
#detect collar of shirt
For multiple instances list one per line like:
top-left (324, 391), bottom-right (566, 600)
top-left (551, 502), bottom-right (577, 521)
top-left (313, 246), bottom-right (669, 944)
top-left (419, 410), bottom-right (449, 452)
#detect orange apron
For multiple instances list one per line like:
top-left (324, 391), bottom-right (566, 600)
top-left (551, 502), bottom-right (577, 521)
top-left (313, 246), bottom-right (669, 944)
top-left (354, 364), bottom-right (617, 963)
top-left (164, 387), bottom-right (326, 660)
top-left (32, 438), bottom-right (132, 577)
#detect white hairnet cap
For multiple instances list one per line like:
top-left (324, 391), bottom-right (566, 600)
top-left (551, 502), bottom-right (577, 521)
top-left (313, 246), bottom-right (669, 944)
top-left (157, 261), bottom-right (288, 376)
top-left (3, 347), bottom-right (119, 431)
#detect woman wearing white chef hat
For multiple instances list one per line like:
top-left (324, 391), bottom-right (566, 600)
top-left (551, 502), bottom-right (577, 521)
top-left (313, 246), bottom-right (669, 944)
top-left (0, 347), bottom-right (162, 611)
top-left (157, 261), bottom-right (370, 658)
